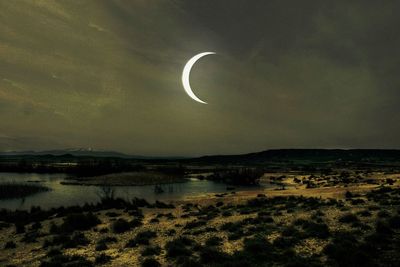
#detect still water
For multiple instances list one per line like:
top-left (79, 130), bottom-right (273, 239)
top-left (0, 173), bottom-right (268, 210)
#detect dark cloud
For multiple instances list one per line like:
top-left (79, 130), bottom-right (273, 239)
top-left (0, 0), bottom-right (399, 155)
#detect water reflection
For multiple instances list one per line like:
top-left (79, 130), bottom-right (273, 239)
top-left (0, 172), bottom-right (268, 210)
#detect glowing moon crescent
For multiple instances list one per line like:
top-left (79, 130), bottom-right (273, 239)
top-left (182, 52), bottom-right (216, 104)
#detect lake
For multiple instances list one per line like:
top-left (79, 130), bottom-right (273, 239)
top-left (0, 172), bottom-right (270, 210)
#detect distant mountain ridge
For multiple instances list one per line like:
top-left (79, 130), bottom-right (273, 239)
top-left (1, 148), bottom-right (400, 163)
top-left (191, 149), bottom-right (400, 164)
top-left (0, 148), bottom-right (153, 159)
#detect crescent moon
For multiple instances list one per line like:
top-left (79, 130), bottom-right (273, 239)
top-left (182, 52), bottom-right (216, 104)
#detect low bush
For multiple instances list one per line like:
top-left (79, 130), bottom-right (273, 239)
top-left (208, 168), bottom-right (264, 185)
top-left (39, 254), bottom-right (93, 267)
top-left (142, 245), bottom-right (161, 256)
top-left (135, 230), bottom-right (157, 245)
top-left (105, 212), bottom-right (120, 218)
top-left (111, 218), bottom-right (131, 233)
top-left (301, 221), bottom-right (330, 239)
top-left (205, 236), bottom-right (223, 246)
top-left (54, 213), bottom-right (100, 233)
top-left (324, 232), bottom-right (373, 267)
top-left (165, 237), bottom-right (194, 258)
top-left (377, 210), bottom-right (391, 218)
top-left (44, 232), bottom-right (89, 248)
top-left (4, 241), bottom-right (16, 249)
top-left (141, 258), bottom-right (161, 267)
top-left (389, 215), bottom-right (400, 229)
top-left (199, 246), bottom-right (230, 264)
top-left (94, 253), bottom-right (111, 265)
top-left (184, 220), bottom-right (206, 229)
top-left (30, 222), bottom-right (42, 230)
top-left (358, 210), bottom-right (372, 217)
top-left (22, 231), bottom-right (40, 243)
top-left (338, 213), bottom-right (359, 224)
top-left (95, 242), bottom-right (107, 251)
top-left (15, 223), bottom-right (25, 234)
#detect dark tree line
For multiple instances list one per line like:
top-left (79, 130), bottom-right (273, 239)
top-left (207, 168), bottom-right (264, 185)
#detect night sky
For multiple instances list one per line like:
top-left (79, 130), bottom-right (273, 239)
top-left (0, 1), bottom-right (399, 156)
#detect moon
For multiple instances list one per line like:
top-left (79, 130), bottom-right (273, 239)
top-left (182, 52), bottom-right (216, 104)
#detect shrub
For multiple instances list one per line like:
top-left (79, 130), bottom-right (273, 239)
top-left (165, 237), bottom-right (194, 258)
top-left (199, 246), bottom-right (229, 264)
top-left (95, 242), bottom-right (107, 251)
top-left (220, 221), bottom-right (242, 232)
top-left (0, 222), bottom-right (10, 230)
top-left (141, 258), bottom-right (161, 267)
top-left (339, 213), bottom-right (359, 224)
top-left (39, 254), bottom-right (93, 267)
top-left (95, 236), bottom-right (117, 251)
top-left (132, 230), bottom-right (157, 246)
top-left (166, 229), bottom-right (176, 235)
top-left (208, 168), bottom-right (264, 185)
top-left (184, 220), bottom-right (206, 229)
top-left (216, 201), bottom-right (224, 207)
top-left (302, 222), bottom-right (330, 239)
top-left (205, 236), bottom-right (223, 246)
top-left (22, 231), bottom-right (40, 243)
top-left (358, 210), bottom-right (372, 217)
top-left (142, 245), bottom-right (161, 256)
top-left (98, 236), bottom-right (117, 244)
top-left (58, 213), bottom-right (100, 233)
top-left (4, 241), bottom-right (16, 249)
top-left (111, 218), bottom-right (131, 233)
top-left (345, 191), bottom-right (353, 198)
top-left (46, 248), bottom-right (62, 257)
top-left (222, 210), bottom-right (232, 217)
top-left (15, 223), bottom-right (25, 234)
top-left (136, 231), bottom-right (157, 246)
top-left (375, 220), bottom-right (392, 235)
top-left (94, 253), bottom-right (111, 265)
top-left (99, 227), bottom-right (109, 233)
top-left (30, 222), bottom-right (42, 230)
top-left (242, 236), bottom-right (273, 259)
top-left (377, 210), bottom-right (391, 218)
top-left (324, 232), bottom-right (373, 267)
top-left (44, 232), bottom-right (89, 248)
top-left (105, 212), bottom-right (120, 218)
top-left (389, 215), bottom-right (400, 229)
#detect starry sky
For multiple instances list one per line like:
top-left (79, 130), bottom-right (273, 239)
top-left (0, 0), bottom-right (399, 156)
